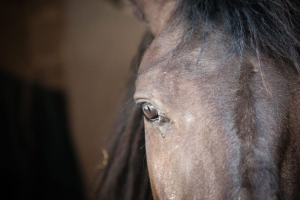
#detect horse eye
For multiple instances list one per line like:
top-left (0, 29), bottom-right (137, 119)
top-left (141, 102), bottom-right (159, 121)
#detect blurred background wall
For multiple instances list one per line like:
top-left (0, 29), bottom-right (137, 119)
top-left (64, 0), bottom-right (145, 197)
top-left (0, 0), bottom-right (145, 199)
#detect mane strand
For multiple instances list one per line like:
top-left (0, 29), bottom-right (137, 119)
top-left (95, 32), bottom-right (154, 200)
top-left (178, 0), bottom-right (300, 71)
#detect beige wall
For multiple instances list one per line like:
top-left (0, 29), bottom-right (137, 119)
top-left (0, 1), bottom-right (65, 89)
top-left (64, 0), bottom-right (145, 196)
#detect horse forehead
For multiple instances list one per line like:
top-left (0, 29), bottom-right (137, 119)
top-left (136, 39), bottom-right (185, 97)
top-left (135, 28), bottom-right (231, 99)
top-left (139, 34), bottom-right (181, 70)
top-left (135, 67), bottom-right (179, 100)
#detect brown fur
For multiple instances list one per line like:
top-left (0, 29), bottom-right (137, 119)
top-left (133, 1), bottom-right (300, 199)
top-left (98, 0), bottom-right (300, 199)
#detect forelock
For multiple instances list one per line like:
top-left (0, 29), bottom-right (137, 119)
top-left (174, 0), bottom-right (300, 72)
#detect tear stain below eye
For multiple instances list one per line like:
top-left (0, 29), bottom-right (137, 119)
top-left (158, 123), bottom-right (169, 138)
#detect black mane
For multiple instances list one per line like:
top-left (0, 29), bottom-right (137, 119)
top-left (178, 0), bottom-right (300, 71)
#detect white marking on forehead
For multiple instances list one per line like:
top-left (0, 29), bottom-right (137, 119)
top-left (184, 113), bottom-right (195, 124)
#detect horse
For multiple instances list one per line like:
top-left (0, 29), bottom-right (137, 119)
top-left (96, 0), bottom-right (300, 199)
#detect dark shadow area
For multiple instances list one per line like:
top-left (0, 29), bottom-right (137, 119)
top-left (0, 1), bottom-right (85, 199)
top-left (0, 70), bottom-right (85, 200)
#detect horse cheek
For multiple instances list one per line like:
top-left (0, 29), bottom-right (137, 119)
top-left (144, 120), bottom-right (183, 199)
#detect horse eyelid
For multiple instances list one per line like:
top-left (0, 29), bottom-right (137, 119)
top-left (157, 114), bottom-right (170, 124)
top-left (147, 110), bottom-right (170, 125)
